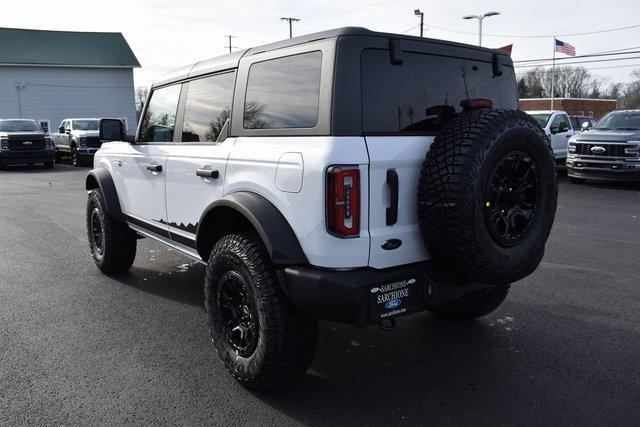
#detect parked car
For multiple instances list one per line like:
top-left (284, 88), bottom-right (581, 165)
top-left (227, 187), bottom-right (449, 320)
top-left (86, 27), bottom-right (558, 389)
top-left (571, 115), bottom-right (597, 131)
top-left (567, 110), bottom-right (640, 183)
top-left (51, 118), bottom-right (102, 166)
top-left (0, 119), bottom-right (55, 169)
top-left (526, 110), bottom-right (578, 164)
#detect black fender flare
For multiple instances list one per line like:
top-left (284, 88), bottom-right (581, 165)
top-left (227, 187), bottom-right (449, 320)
top-left (85, 168), bottom-right (125, 223)
top-left (196, 192), bottom-right (308, 266)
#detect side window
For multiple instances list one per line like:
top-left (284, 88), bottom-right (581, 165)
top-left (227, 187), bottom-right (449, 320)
top-left (244, 51), bottom-right (322, 129)
top-left (181, 71), bottom-right (236, 143)
top-left (138, 84), bottom-right (181, 143)
top-left (64, 121), bottom-right (71, 132)
top-left (570, 117), bottom-right (580, 130)
top-left (551, 114), bottom-right (569, 129)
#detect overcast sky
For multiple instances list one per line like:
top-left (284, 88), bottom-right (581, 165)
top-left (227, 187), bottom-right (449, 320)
top-left (3, 0), bottom-right (640, 89)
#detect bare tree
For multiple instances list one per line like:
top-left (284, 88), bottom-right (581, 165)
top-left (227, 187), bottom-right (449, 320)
top-left (517, 66), bottom-right (603, 99)
top-left (135, 87), bottom-right (150, 120)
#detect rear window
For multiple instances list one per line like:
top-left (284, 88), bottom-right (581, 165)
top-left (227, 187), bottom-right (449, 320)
top-left (361, 50), bottom-right (517, 134)
top-left (244, 51), bottom-right (322, 129)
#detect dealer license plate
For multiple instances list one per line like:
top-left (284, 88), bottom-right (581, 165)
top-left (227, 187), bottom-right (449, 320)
top-left (368, 276), bottom-right (422, 321)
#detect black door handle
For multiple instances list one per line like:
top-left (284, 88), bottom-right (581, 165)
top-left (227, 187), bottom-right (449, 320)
top-left (386, 169), bottom-right (399, 226)
top-left (146, 163), bottom-right (162, 172)
top-left (196, 168), bottom-right (219, 178)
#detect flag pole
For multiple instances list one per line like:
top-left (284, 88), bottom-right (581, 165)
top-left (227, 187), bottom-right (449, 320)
top-left (551, 36), bottom-right (556, 110)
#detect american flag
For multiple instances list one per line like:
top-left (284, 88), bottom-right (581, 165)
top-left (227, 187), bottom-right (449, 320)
top-left (555, 39), bottom-right (576, 56)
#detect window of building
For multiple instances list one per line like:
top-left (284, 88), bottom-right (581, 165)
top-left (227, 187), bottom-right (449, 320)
top-left (182, 71), bottom-right (236, 142)
top-left (138, 84), bottom-right (181, 142)
top-left (244, 51), bottom-right (322, 129)
top-left (588, 111), bottom-right (594, 117)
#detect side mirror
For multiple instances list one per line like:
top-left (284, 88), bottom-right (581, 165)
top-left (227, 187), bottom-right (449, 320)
top-left (58, 126), bottom-right (65, 133)
top-left (99, 118), bottom-right (126, 142)
top-left (581, 121), bottom-right (591, 131)
top-left (550, 125), bottom-right (559, 134)
top-left (557, 123), bottom-right (569, 133)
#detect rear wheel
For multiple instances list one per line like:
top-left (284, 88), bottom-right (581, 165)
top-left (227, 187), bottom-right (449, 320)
top-left (204, 233), bottom-right (318, 390)
top-left (71, 146), bottom-right (81, 167)
top-left (86, 189), bottom-right (137, 274)
top-left (43, 161), bottom-right (54, 169)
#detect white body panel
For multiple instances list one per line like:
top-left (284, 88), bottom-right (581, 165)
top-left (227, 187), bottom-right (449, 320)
top-left (226, 136), bottom-right (370, 268)
top-left (365, 136), bottom-right (431, 268)
top-left (527, 110), bottom-right (577, 159)
top-left (95, 142), bottom-right (168, 230)
top-left (164, 140), bottom-right (235, 242)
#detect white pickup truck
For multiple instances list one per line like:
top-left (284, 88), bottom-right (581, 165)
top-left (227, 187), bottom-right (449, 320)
top-left (526, 110), bottom-right (579, 163)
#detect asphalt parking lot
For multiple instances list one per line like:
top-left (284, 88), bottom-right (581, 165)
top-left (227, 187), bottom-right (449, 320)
top-left (1, 163), bottom-right (639, 425)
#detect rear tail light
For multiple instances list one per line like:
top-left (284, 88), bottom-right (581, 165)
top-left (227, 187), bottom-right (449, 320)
top-left (460, 98), bottom-right (493, 110)
top-left (327, 165), bottom-right (360, 237)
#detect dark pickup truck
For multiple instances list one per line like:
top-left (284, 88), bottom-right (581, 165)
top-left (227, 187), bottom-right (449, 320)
top-left (0, 119), bottom-right (55, 169)
top-left (567, 110), bottom-right (640, 183)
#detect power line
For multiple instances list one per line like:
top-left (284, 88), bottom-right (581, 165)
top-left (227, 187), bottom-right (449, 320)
top-left (515, 56), bottom-right (640, 69)
top-left (427, 22), bottom-right (640, 39)
top-left (515, 49), bottom-right (640, 64)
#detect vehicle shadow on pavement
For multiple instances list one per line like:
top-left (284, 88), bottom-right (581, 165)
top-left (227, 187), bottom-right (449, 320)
top-left (113, 264), bottom-right (207, 307)
top-left (0, 164), bottom-right (83, 173)
top-left (253, 300), bottom-right (640, 425)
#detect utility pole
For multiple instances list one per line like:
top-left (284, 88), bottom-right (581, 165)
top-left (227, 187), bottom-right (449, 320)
top-left (280, 17), bottom-right (300, 38)
top-left (414, 9), bottom-right (424, 37)
top-left (225, 35), bottom-right (237, 53)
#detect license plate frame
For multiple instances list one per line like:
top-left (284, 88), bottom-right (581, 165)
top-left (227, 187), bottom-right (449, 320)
top-left (368, 276), bottom-right (422, 322)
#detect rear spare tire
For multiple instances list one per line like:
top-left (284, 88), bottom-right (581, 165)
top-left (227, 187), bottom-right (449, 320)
top-left (418, 109), bottom-right (557, 285)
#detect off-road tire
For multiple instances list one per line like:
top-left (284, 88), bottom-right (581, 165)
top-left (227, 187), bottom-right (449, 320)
top-left (204, 233), bottom-right (318, 390)
top-left (427, 285), bottom-right (510, 321)
top-left (418, 109), bottom-right (557, 285)
top-left (43, 161), bottom-right (54, 169)
top-left (570, 177), bottom-right (586, 184)
top-left (86, 189), bottom-right (137, 274)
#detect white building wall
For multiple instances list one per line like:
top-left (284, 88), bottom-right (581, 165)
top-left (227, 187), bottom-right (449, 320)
top-left (0, 66), bottom-right (137, 133)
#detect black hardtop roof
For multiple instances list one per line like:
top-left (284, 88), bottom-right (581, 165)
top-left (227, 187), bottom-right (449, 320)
top-left (155, 27), bottom-right (509, 87)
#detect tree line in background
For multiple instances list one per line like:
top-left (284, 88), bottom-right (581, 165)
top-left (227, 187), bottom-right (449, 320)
top-left (517, 66), bottom-right (640, 109)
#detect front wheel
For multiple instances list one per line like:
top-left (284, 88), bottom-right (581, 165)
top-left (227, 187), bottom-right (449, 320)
top-left (204, 233), bottom-right (318, 390)
top-left (570, 177), bottom-right (586, 184)
top-left (86, 189), bottom-right (137, 274)
top-left (43, 161), bottom-right (54, 169)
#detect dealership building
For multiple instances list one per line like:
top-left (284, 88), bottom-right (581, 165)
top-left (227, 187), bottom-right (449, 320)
top-left (0, 27), bottom-right (140, 133)
top-left (519, 98), bottom-right (617, 119)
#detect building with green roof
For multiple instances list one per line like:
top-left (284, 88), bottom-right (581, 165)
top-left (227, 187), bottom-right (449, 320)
top-left (0, 27), bottom-right (140, 133)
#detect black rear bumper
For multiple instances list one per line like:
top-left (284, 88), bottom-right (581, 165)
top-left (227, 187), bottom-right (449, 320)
top-left (0, 149), bottom-right (55, 165)
top-left (278, 262), bottom-right (494, 327)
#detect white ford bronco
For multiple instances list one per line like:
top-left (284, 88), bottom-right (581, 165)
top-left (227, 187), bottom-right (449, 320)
top-left (86, 28), bottom-right (558, 389)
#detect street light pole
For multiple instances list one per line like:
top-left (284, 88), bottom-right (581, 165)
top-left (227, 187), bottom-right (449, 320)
top-left (414, 9), bottom-right (424, 37)
top-left (462, 11), bottom-right (500, 47)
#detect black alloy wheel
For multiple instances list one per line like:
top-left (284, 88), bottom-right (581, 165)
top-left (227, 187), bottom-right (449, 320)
top-left (215, 270), bottom-right (260, 357)
top-left (89, 207), bottom-right (105, 257)
top-left (484, 151), bottom-right (539, 247)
